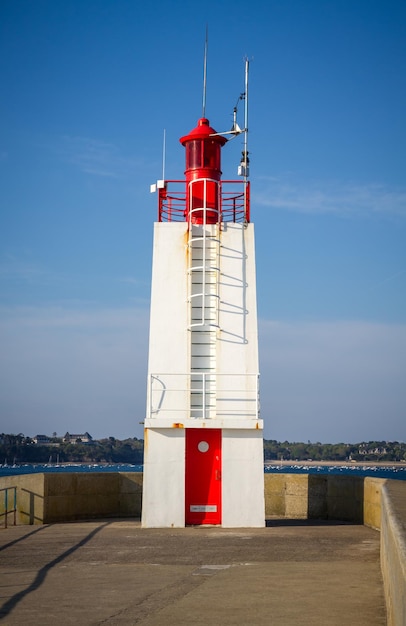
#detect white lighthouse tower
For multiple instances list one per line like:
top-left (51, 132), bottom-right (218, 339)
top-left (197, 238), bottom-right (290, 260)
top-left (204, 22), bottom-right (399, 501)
top-left (142, 60), bottom-right (264, 528)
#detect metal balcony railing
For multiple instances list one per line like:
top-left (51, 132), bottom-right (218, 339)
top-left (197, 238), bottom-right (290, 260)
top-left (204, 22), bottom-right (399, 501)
top-left (157, 180), bottom-right (250, 223)
top-left (147, 373), bottom-right (260, 421)
top-left (0, 486), bottom-right (17, 528)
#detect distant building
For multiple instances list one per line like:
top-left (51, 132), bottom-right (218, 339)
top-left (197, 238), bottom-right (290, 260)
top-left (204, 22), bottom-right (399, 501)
top-left (33, 434), bottom-right (51, 445)
top-left (63, 432), bottom-right (93, 444)
top-left (358, 445), bottom-right (387, 456)
top-left (32, 435), bottom-right (60, 446)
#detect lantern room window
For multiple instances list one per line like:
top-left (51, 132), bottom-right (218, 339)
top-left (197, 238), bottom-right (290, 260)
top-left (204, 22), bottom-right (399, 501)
top-left (186, 140), bottom-right (220, 171)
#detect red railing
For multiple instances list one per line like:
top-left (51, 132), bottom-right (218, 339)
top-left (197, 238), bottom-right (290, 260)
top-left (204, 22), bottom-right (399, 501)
top-left (158, 180), bottom-right (250, 224)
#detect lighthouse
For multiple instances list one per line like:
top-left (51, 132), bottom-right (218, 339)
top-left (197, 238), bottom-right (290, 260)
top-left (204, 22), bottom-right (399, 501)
top-left (142, 60), bottom-right (265, 528)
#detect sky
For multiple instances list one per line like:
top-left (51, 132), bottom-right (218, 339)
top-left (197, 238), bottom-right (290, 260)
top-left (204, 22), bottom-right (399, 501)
top-left (1, 0), bottom-right (405, 443)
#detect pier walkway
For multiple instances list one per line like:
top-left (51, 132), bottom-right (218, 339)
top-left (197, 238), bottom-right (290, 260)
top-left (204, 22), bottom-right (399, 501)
top-left (0, 519), bottom-right (386, 625)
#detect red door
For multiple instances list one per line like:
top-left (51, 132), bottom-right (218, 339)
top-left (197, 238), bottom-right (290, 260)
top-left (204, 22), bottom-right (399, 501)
top-left (185, 429), bottom-right (222, 525)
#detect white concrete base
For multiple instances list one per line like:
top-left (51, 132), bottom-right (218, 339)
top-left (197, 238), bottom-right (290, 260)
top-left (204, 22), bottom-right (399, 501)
top-left (141, 426), bottom-right (265, 528)
top-left (222, 429), bottom-right (265, 527)
top-left (141, 428), bottom-right (185, 528)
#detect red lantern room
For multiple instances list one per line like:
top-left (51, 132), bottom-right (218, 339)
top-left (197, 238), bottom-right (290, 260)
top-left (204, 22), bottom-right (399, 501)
top-left (180, 117), bottom-right (227, 224)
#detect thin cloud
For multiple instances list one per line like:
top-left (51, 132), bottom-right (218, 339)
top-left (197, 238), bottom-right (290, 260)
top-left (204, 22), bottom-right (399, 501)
top-left (365, 269), bottom-right (406, 293)
top-left (0, 305), bottom-right (149, 439)
top-left (258, 318), bottom-right (406, 442)
top-left (254, 177), bottom-right (406, 218)
top-left (119, 276), bottom-right (141, 285)
top-left (60, 136), bottom-right (141, 178)
top-left (0, 305), bottom-right (405, 442)
top-left (0, 305), bottom-right (148, 331)
top-left (0, 255), bottom-right (51, 284)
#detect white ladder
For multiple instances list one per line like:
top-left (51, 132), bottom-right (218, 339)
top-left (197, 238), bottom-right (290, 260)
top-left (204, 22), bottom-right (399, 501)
top-left (188, 222), bottom-right (220, 419)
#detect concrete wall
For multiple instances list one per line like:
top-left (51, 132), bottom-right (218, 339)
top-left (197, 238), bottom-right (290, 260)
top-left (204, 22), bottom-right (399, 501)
top-left (380, 480), bottom-right (406, 626)
top-left (0, 473), bottom-right (46, 525)
top-left (364, 476), bottom-right (384, 530)
top-left (264, 474), bottom-right (383, 528)
top-left (0, 471), bottom-right (386, 526)
top-left (0, 473), bottom-right (142, 524)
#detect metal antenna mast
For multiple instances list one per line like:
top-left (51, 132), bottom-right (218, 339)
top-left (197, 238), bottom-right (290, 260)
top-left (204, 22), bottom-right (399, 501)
top-left (202, 26), bottom-right (208, 117)
top-left (243, 58), bottom-right (250, 222)
top-left (243, 58), bottom-right (249, 174)
top-left (162, 128), bottom-right (166, 181)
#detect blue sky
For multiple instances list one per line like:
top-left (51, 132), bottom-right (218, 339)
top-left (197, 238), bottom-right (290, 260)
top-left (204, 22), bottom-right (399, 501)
top-left (1, 0), bottom-right (405, 443)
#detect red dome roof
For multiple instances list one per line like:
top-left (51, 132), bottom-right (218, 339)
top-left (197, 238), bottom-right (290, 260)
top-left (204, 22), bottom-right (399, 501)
top-left (180, 118), bottom-right (227, 146)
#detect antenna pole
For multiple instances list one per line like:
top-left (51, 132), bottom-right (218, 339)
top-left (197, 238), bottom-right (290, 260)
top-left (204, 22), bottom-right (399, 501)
top-left (244, 58), bottom-right (249, 165)
top-left (243, 58), bottom-right (249, 221)
top-left (202, 26), bottom-right (208, 117)
top-left (162, 128), bottom-right (166, 181)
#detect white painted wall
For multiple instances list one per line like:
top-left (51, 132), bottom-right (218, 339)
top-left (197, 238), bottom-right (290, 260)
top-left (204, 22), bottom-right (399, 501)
top-left (218, 223), bottom-right (258, 363)
top-left (142, 220), bottom-right (265, 528)
top-left (141, 428), bottom-right (185, 527)
top-left (142, 223), bottom-right (189, 527)
top-left (146, 222), bottom-right (189, 420)
top-left (222, 429), bottom-right (265, 527)
top-left (216, 223), bottom-right (260, 420)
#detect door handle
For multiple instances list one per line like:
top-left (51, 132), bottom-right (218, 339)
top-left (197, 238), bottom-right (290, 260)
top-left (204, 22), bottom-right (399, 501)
top-left (215, 469), bottom-right (222, 481)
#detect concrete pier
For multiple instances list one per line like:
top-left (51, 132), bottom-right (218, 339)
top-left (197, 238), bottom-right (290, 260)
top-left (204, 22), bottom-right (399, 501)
top-left (0, 519), bottom-right (385, 625)
top-left (2, 472), bottom-right (406, 623)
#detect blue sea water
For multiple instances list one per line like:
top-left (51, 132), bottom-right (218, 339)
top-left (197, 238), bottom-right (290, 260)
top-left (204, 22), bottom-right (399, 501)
top-left (264, 463), bottom-right (406, 481)
top-left (0, 463), bottom-right (143, 477)
top-left (1, 462), bottom-right (406, 480)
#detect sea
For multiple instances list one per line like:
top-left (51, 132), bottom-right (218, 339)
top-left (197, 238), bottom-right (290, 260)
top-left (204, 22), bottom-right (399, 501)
top-left (1, 462), bottom-right (406, 480)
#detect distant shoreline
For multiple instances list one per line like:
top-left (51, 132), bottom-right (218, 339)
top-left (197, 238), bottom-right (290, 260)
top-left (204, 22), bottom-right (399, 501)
top-left (266, 460), bottom-right (406, 467)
